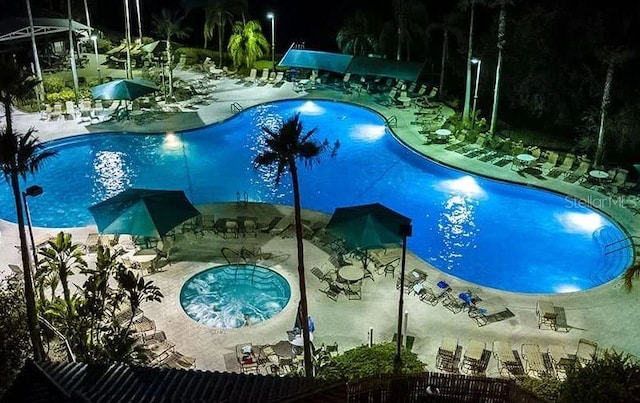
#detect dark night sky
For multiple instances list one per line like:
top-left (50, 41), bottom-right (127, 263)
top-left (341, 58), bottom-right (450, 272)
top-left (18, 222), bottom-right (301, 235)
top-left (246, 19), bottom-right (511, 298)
top-left (6, 0), bottom-right (393, 52)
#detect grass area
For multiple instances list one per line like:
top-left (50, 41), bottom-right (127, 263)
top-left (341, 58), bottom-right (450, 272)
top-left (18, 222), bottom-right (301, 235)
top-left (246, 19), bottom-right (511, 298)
top-left (502, 128), bottom-right (574, 152)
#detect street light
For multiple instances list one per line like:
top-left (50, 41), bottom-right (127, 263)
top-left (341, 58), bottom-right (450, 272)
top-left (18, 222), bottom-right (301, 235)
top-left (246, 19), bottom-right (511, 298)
top-left (394, 223), bottom-right (413, 374)
top-left (267, 12), bottom-right (276, 71)
top-left (91, 34), bottom-right (102, 83)
top-left (22, 185), bottom-right (43, 274)
top-left (471, 57), bottom-right (482, 130)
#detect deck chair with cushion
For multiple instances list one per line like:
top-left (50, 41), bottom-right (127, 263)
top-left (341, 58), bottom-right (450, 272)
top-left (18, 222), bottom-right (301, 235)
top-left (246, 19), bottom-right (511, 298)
top-left (415, 86), bottom-right (438, 108)
top-left (50, 103), bottom-right (63, 121)
top-left (244, 68), bottom-right (258, 84)
top-left (271, 71), bottom-right (285, 87)
top-left (311, 266), bottom-right (333, 284)
top-left (461, 339), bottom-right (486, 375)
top-left (436, 336), bottom-right (459, 372)
top-left (536, 300), bottom-right (557, 330)
top-left (563, 159), bottom-right (591, 183)
top-left (548, 153), bottom-right (575, 178)
top-left (64, 101), bottom-right (77, 120)
top-left (540, 151), bottom-right (559, 173)
top-left (493, 340), bottom-right (524, 378)
top-left (257, 68), bottom-right (270, 86)
top-left (576, 338), bottom-right (598, 367)
top-left (521, 344), bottom-right (550, 379)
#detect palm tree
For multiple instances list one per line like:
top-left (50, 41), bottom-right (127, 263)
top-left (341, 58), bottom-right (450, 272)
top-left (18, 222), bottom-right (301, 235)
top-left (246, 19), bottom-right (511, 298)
top-left (385, 0), bottom-right (426, 61)
top-left (623, 263), bottom-right (640, 292)
top-left (201, 0), bottom-right (248, 66)
top-left (593, 49), bottom-right (633, 166)
top-left (38, 232), bottom-right (87, 319)
top-left (336, 11), bottom-right (379, 56)
top-left (489, 1), bottom-right (506, 134)
top-left (461, 0), bottom-right (477, 126)
top-left (254, 113), bottom-right (325, 379)
top-left (0, 63), bottom-right (55, 362)
top-left (152, 9), bottom-right (192, 98)
top-left (227, 19), bottom-right (270, 69)
top-left (426, 8), bottom-right (464, 98)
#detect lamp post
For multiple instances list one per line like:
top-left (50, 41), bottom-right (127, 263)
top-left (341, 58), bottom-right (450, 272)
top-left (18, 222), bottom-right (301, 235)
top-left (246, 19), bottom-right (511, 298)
top-left (471, 57), bottom-right (482, 130)
top-left (267, 12), bottom-right (275, 71)
top-left (91, 34), bottom-right (102, 83)
top-left (394, 223), bottom-right (413, 374)
top-left (22, 185), bottom-right (43, 274)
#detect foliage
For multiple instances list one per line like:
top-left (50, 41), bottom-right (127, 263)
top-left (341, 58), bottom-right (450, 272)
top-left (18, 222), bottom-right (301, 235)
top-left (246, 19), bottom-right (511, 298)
top-left (559, 350), bottom-right (640, 402)
top-left (0, 276), bottom-right (30, 397)
top-left (316, 342), bottom-right (427, 381)
top-left (45, 88), bottom-right (77, 104)
top-left (623, 263), bottom-right (640, 292)
top-left (43, 75), bottom-right (65, 93)
top-left (38, 244), bottom-right (163, 364)
top-left (336, 11), bottom-right (379, 56)
top-left (227, 20), bottom-right (270, 69)
top-left (517, 376), bottom-right (563, 402)
top-left (175, 47), bottom-right (220, 65)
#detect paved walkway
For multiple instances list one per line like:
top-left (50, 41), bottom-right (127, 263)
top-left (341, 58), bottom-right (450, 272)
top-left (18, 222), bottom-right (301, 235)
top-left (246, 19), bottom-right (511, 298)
top-left (1, 68), bottom-right (639, 377)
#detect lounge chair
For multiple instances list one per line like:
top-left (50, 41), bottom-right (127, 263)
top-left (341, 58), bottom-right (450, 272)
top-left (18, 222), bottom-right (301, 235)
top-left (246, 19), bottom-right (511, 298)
top-left (8, 264), bottom-right (22, 277)
top-left (548, 153), bottom-right (575, 178)
top-left (548, 345), bottom-right (574, 380)
top-left (344, 281), bottom-right (362, 300)
top-left (563, 160), bottom-right (591, 183)
top-left (131, 315), bottom-right (156, 334)
top-left (319, 282), bottom-right (343, 301)
top-left (311, 266), bottom-right (333, 284)
top-left (271, 71), bottom-right (285, 87)
top-left (258, 216), bottom-right (283, 233)
top-left (257, 68), bottom-right (270, 86)
top-left (521, 344), bottom-right (549, 378)
top-left (85, 232), bottom-right (100, 253)
top-left (50, 103), bottom-right (63, 121)
top-left (415, 86), bottom-right (438, 108)
top-left (243, 218), bottom-right (257, 237)
top-left (493, 340), bottom-right (524, 378)
top-left (441, 292), bottom-right (465, 314)
top-left (244, 68), bottom-right (257, 84)
top-left (536, 300), bottom-right (557, 330)
top-left (64, 100), bottom-right (76, 120)
top-left (540, 150), bottom-right (560, 173)
top-left (413, 283), bottom-right (439, 305)
top-left (201, 214), bottom-right (215, 232)
top-left (576, 338), bottom-right (598, 367)
top-left (461, 339), bottom-right (486, 375)
top-left (158, 351), bottom-right (196, 369)
top-left (606, 168), bottom-right (634, 195)
top-left (436, 336), bottom-right (459, 372)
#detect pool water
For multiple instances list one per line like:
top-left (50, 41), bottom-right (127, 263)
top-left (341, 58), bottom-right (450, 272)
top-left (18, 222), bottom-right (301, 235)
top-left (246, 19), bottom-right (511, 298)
top-left (180, 264), bottom-right (291, 328)
top-left (0, 99), bottom-right (633, 293)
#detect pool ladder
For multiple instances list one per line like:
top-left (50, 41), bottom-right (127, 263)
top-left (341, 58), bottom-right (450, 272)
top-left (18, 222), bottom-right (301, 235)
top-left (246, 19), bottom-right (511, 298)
top-left (230, 102), bottom-right (243, 113)
top-left (603, 236), bottom-right (638, 256)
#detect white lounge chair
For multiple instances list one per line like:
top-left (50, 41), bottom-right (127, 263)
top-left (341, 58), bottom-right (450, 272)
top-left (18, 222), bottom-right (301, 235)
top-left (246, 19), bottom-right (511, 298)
top-left (245, 68), bottom-right (257, 84)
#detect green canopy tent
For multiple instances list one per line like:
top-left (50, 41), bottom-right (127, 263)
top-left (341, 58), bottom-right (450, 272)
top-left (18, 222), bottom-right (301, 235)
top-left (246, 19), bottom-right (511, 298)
top-left (278, 48), bottom-right (353, 74)
top-left (88, 188), bottom-right (200, 238)
top-left (347, 56), bottom-right (425, 82)
top-left (91, 78), bottom-right (158, 100)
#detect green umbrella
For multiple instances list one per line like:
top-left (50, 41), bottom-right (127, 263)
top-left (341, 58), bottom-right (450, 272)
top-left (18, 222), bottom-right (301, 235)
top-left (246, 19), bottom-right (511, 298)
top-left (326, 203), bottom-right (411, 251)
top-left (88, 188), bottom-right (200, 237)
top-left (91, 78), bottom-right (158, 101)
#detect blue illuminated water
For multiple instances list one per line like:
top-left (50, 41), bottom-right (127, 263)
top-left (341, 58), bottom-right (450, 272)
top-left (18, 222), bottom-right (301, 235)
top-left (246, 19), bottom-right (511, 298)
top-left (0, 99), bottom-right (632, 293)
top-left (180, 264), bottom-right (291, 328)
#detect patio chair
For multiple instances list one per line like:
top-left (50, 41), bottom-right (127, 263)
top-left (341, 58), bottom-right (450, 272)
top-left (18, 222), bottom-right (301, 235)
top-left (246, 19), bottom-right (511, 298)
top-left (576, 338), bottom-right (598, 367)
top-left (244, 68), bottom-right (258, 84)
top-left (50, 103), bottom-right (63, 121)
top-left (461, 339), bottom-right (486, 375)
top-left (131, 315), bottom-right (156, 334)
top-left (540, 151), bottom-right (560, 173)
top-left (415, 86), bottom-right (438, 108)
top-left (271, 71), bottom-right (285, 87)
top-left (344, 281), bottom-right (362, 300)
top-left (436, 336), bottom-right (459, 372)
top-left (563, 160), bottom-right (591, 183)
top-left (536, 300), bottom-right (557, 330)
top-left (441, 291), bottom-right (465, 314)
top-left (85, 232), bottom-right (100, 253)
top-left (257, 68), bottom-right (270, 86)
top-left (64, 100), bottom-right (77, 120)
top-left (258, 216), bottom-right (283, 233)
top-left (521, 343), bottom-right (550, 378)
top-left (311, 266), bottom-right (332, 284)
top-left (548, 153), bottom-right (575, 178)
top-left (201, 214), bottom-right (215, 232)
top-left (414, 283), bottom-right (439, 305)
top-left (319, 282), bottom-right (343, 301)
top-left (606, 168), bottom-right (634, 195)
top-left (492, 340), bottom-right (524, 378)
top-left (548, 345), bottom-right (575, 380)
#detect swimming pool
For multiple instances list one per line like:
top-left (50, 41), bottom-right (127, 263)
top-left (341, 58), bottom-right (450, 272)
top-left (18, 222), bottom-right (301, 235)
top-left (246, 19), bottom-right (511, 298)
top-left (0, 99), bottom-right (632, 293)
top-left (180, 264), bottom-right (291, 328)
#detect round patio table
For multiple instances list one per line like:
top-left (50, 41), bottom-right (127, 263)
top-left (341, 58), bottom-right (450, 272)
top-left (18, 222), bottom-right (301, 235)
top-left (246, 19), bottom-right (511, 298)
top-left (338, 266), bottom-right (365, 282)
top-left (130, 248), bottom-right (157, 263)
top-left (589, 170), bottom-right (609, 181)
top-left (516, 154), bottom-right (536, 163)
top-left (435, 129), bottom-right (452, 138)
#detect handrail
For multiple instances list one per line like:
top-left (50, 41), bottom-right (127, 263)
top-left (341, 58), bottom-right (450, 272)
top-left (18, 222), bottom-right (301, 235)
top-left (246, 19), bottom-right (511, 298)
top-left (39, 316), bottom-right (75, 362)
top-left (604, 236), bottom-right (638, 255)
top-left (386, 115), bottom-right (397, 128)
top-left (230, 102), bottom-right (243, 113)
top-left (221, 247), bottom-right (242, 265)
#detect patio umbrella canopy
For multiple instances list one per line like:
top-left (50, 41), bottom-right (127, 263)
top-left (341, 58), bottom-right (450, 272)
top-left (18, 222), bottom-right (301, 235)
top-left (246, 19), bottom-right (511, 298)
top-left (326, 203), bottom-right (412, 250)
top-left (142, 40), bottom-right (169, 56)
top-left (88, 188), bottom-right (200, 237)
top-left (91, 78), bottom-right (159, 101)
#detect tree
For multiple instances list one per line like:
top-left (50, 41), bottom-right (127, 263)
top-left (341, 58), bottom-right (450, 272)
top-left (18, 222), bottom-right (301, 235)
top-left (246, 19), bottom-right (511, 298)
top-left (254, 113), bottom-right (325, 378)
top-left (336, 11), bottom-right (379, 56)
top-left (0, 276), bottom-right (31, 397)
top-left (623, 263), bottom-right (640, 292)
top-left (426, 8), bottom-right (464, 98)
top-left (488, 1), bottom-right (506, 134)
top-left (152, 9), bottom-right (192, 98)
top-left (201, 0), bottom-right (247, 66)
top-left (593, 49), bottom-right (633, 167)
top-left (227, 19), bottom-right (270, 69)
top-left (0, 63), bottom-right (56, 362)
top-left (382, 0), bottom-right (427, 61)
top-left (38, 232), bottom-right (88, 319)
top-left (461, 0), bottom-right (476, 125)
top-left (316, 342), bottom-right (426, 381)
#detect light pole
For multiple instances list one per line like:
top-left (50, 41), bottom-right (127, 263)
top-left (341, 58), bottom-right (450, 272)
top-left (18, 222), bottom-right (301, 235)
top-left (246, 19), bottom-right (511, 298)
top-left (471, 57), bottom-right (482, 130)
top-left (267, 12), bottom-right (275, 71)
top-left (394, 223), bottom-right (413, 374)
top-left (91, 34), bottom-right (102, 83)
top-left (22, 185), bottom-right (43, 275)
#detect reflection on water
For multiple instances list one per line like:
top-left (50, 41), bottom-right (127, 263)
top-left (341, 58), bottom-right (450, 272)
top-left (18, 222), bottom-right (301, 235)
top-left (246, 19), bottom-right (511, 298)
top-left (180, 265), bottom-right (291, 328)
top-left (437, 194), bottom-right (479, 269)
top-left (556, 212), bottom-right (605, 234)
top-left (91, 151), bottom-right (130, 201)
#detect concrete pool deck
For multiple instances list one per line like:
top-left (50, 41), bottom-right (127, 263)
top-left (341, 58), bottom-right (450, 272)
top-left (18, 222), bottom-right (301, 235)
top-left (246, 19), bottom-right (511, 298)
top-left (1, 68), bottom-right (639, 376)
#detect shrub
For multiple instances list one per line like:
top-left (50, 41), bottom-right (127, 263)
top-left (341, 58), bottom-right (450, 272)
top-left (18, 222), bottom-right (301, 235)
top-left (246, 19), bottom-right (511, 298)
top-left (0, 276), bottom-right (31, 397)
top-left (558, 351), bottom-right (640, 403)
top-left (175, 47), bottom-right (218, 65)
top-left (316, 342), bottom-right (427, 381)
top-left (46, 88), bottom-right (76, 104)
top-left (517, 377), bottom-right (563, 402)
top-left (43, 75), bottom-right (65, 93)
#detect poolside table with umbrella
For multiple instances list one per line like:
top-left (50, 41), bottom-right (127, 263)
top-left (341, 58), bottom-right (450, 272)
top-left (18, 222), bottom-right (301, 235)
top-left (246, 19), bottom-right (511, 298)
top-left (90, 79), bottom-right (159, 120)
top-left (88, 188), bottom-right (200, 240)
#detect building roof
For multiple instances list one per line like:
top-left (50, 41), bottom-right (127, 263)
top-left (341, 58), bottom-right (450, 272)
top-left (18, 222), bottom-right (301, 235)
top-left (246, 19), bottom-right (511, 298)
top-left (0, 17), bottom-right (91, 43)
top-left (1, 360), bottom-right (344, 403)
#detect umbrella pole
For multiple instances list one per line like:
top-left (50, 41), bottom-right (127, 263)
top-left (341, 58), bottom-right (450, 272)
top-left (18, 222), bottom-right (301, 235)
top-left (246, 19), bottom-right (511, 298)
top-left (394, 224), bottom-right (412, 374)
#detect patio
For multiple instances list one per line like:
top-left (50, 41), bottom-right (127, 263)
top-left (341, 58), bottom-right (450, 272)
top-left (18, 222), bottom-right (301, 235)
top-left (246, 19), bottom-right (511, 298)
top-left (1, 65), bottom-right (639, 379)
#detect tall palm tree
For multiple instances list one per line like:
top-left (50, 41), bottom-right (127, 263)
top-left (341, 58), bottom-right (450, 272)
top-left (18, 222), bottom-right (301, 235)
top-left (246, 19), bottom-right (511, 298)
top-left (385, 0), bottom-right (426, 61)
top-left (203, 0), bottom-right (247, 66)
top-left (489, 1), bottom-right (506, 134)
top-left (623, 263), bottom-right (640, 292)
top-left (426, 8), bottom-right (464, 98)
top-left (461, 0), bottom-right (476, 125)
top-left (152, 9), bottom-right (191, 98)
top-left (593, 49), bottom-right (633, 166)
top-left (254, 113), bottom-right (324, 379)
top-left (0, 63), bottom-right (55, 362)
top-left (39, 232), bottom-right (87, 319)
top-left (336, 11), bottom-right (379, 56)
top-left (227, 20), bottom-right (270, 69)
